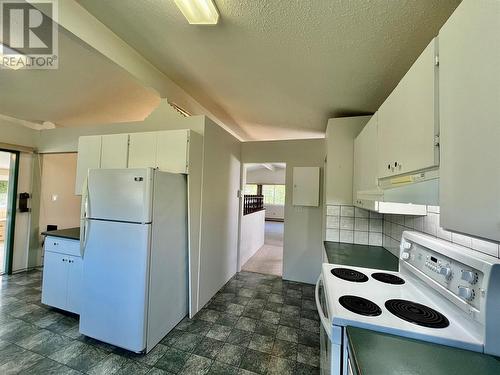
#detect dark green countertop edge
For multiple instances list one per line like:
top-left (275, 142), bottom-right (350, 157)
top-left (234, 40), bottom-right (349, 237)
top-left (41, 227), bottom-right (80, 241)
top-left (323, 241), bottom-right (399, 271)
top-left (347, 326), bottom-right (500, 375)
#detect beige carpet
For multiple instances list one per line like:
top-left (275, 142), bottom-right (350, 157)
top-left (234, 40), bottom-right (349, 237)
top-left (242, 221), bottom-right (284, 276)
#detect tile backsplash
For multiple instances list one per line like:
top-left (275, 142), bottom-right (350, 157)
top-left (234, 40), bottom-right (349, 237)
top-left (325, 205), bottom-right (383, 246)
top-left (382, 206), bottom-right (500, 258)
top-left (325, 205), bottom-right (500, 260)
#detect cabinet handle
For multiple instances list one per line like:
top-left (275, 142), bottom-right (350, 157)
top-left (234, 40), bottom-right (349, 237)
top-left (62, 259), bottom-right (66, 262)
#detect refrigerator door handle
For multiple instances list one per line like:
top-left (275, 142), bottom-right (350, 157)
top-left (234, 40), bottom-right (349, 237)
top-left (80, 176), bottom-right (90, 256)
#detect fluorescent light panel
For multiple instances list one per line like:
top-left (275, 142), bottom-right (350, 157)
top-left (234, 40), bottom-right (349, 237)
top-left (174, 0), bottom-right (219, 25)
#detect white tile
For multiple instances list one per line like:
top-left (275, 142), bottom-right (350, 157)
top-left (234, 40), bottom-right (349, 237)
top-left (340, 217), bottom-right (354, 230)
top-left (354, 231), bottom-right (369, 245)
top-left (471, 238), bottom-right (499, 257)
top-left (427, 205), bottom-right (440, 214)
top-left (326, 205), bottom-right (340, 216)
top-left (354, 207), bottom-right (369, 218)
top-left (340, 206), bottom-right (355, 217)
top-left (326, 229), bottom-right (340, 242)
top-left (370, 211), bottom-right (383, 219)
top-left (391, 224), bottom-right (404, 242)
top-left (369, 232), bottom-right (383, 246)
top-left (404, 216), bottom-right (415, 229)
top-left (354, 218), bottom-right (369, 231)
top-left (414, 217), bottom-right (424, 232)
top-left (452, 233), bottom-right (472, 248)
top-left (326, 216), bottom-right (340, 229)
top-left (423, 213), bottom-right (438, 237)
top-left (339, 230), bottom-right (354, 243)
top-left (393, 215), bottom-right (405, 225)
top-left (383, 220), bottom-right (391, 236)
top-left (369, 219), bottom-right (383, 233)
top-left (436, 227), bottom-right (452, 242)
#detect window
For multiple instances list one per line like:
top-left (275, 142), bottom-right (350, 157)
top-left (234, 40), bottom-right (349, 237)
top-left (244, 184), bottom-right (257, 195)
top-left (262, 184), bottom-right (285, 205)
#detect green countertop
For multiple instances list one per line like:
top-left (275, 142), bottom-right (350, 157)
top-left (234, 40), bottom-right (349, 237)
top-left (347, 326), bottom-right (500, 375)
top-left (41, 227), bottom-right (80, 241)
top-left (323, 241), bottom-right (399, 271)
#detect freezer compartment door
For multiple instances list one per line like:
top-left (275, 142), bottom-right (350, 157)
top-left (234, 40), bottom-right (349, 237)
top-left (79, 220), bottom-right (151, 352)
top-left (87, 168), bottom-right (153, 223)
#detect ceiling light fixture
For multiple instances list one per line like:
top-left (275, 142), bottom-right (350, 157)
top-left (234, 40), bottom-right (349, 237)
top-left (174, 0), bottom-right (219, 25)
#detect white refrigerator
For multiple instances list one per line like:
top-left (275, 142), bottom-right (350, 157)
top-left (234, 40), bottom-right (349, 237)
top-left (79, 168), bottom-right (188, 353)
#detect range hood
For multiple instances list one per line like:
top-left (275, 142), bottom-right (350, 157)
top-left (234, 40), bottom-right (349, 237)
top-left (354, 169), bottom-right (439, 215)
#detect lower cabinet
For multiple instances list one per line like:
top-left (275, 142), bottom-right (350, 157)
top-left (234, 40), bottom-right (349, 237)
top-left (42, 250), bottom-right (82, 314)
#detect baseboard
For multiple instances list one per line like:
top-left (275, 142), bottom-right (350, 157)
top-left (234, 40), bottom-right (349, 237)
top-left (265, 218), bottom-right (284, 222)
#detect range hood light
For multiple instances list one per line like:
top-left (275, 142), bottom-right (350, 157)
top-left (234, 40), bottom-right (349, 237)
top-left (174, 0), bottom-right (219, 25)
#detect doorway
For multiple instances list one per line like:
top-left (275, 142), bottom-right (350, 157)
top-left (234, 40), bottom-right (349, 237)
top-left (239, 163), bottom-right (285, 276)
top-left (0, 150), bottom-right (19, 275)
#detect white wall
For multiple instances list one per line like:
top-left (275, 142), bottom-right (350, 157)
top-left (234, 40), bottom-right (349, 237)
top-left (241, 139), bottom-right (325, 284)
top-left (197, 117), bottom-right (241, 311)
top-left (240, 210), bottom-right (265, 267)
top-left (264, 204), bottom-right (284, 220)
top-left (246, 167), bottom-right (285, 185)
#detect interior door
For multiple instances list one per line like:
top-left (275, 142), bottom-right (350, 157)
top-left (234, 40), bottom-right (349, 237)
top-left (87, 168), bottom-right (153, 223)
top-left (80, 220), bottom-right (151, 352)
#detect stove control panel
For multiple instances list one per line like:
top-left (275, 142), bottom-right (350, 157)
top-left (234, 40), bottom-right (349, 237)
top-left (400, 239), bottom-right (484, 310)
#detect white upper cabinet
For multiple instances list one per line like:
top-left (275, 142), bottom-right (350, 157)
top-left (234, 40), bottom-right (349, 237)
top-left (101, 134), bottom-right (129, 169)
top-left (439, 0), bottom-right (500, 242)
top-left (128, 132), bottom-right (158, 169)
top-left (156, 130), bottom-right (190, 173)
top-left (353, 113), bottom-right (378, 201)
top-left (75, 135), bottom-right (101, 195)
top-left (76, 130), bottom-right (192, 194)
top-left (378, 38), bottom-right (439, 179)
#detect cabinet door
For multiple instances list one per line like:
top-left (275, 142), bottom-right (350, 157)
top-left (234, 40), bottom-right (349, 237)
top-left (353, 114), bottom-right (378, 201)
top-left (378, 38), bottom-right (438, 178)
top-left (293, 167), bottom-right (320, 206)
top-left (66, 256), bottom-right (83, 314)
top-left (101, 134), bottom-right (129, 169)
top-left (156, 130), bottom-right (189, 173)
top-left (128, 132), bottom-right (158, 168)
top-left (439, 0), bottom-right (500, 242)
top-left (41, 251), bottom-right (69, 310)
top-left (75, 136), bottom-right (102, 195)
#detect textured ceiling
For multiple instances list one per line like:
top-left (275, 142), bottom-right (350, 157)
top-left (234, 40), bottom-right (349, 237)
top-left (0, 27), bottom-right (160, 127)
top-left (77, 0), bottom-right (460, 141)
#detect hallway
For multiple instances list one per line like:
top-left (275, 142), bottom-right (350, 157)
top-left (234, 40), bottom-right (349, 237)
top-left (242, 221), bottom-right (284, 276)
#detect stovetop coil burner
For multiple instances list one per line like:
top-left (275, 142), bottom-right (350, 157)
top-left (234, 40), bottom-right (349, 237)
top-left (371, 272), bottom-right (405, 285)
top-left (331, 268), bottom-right (368, 283)
top-left (339, 295), bottom-right (382, 316)
top-left (385, 299), bottom-right (450, 328)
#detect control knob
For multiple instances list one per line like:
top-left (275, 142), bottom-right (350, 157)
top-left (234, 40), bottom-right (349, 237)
top-left (461, 270), bottom-right (478, 284)
top-left (458, 286), bottom-right (475, 301)
top-left (439, 265), bottom-right (452, 280)
top-left (401, 252), bottom-right (410, 260)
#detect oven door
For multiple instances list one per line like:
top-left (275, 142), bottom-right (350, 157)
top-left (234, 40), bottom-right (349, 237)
top-left (316, 275), bottom-right (343, 375)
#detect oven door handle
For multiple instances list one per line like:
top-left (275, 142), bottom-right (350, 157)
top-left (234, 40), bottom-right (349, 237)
top-left (315, 274), bottom-right (332, 341)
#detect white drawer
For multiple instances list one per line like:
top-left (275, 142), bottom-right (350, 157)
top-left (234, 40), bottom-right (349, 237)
top-left (45, 236), bottom-right (81, 257)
